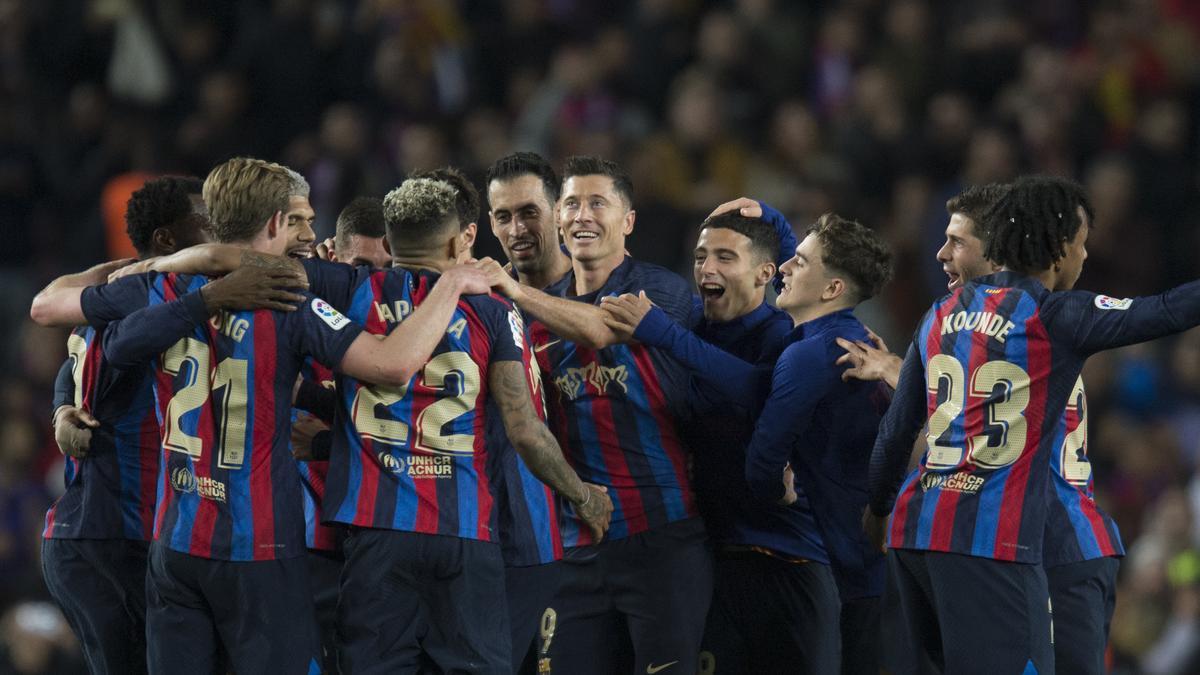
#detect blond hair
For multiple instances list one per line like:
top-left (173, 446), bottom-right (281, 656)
top-left (202, 157), bottom-right (291, 243)
top-left (382, 178), bottom-right (458, 245)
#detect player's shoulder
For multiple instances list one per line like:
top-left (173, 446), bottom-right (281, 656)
top-left (618, 257), bottom-right (690, 291)
top-left (460, 291), bottom-right (517, 317)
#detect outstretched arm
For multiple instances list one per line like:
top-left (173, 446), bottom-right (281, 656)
top-left (337, 266), bottom-right (491, 386)
top-left (30, 258), bottom-right (137, 326)
top-left (109, 244), bottom-right (303, 282)
top-left (490, 360), bottom-right (613, 541)
top-left (478, 257), bottom-right (622, 349)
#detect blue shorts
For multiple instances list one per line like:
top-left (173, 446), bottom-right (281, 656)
top-left (1047, 556), bottom-right (1119, 675)
top-left (145, 543), bottom-right (321, 675)
top-left (336, 528), bottom-right (509, 674)
top-left (544, 517), bottom-right (714, 675)
top-left (700, 550), bottom-right (840, 674)
top-left (882, 549), bottom-right (1053, 674)
top-left (42, 538), bottom-right (149, 675)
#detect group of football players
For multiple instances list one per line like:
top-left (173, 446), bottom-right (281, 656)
top-left (27, 149), bottom-right (1200, 675)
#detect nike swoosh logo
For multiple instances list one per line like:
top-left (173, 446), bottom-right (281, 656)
top-left (646, 662), bottom-right (678, 674)
top-left (534, 339), bottom-right (562, 353)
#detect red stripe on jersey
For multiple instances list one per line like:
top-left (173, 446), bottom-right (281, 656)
top-left (366, 271), bottom-right (389, 334)
top-left (1079, 493), bottom-right (1116, 556)
top-left (138, 410), bottom-right (159, 539)
top-left (352, 435), bottom-right (381, 527)
top-left (466, 305), bottom-right (494, 540)
top-left (630, 344), bottom-right (694, 514)
top-left (992, 312), bottom-right (1051, 560)
top-left (249, 312), bottom-right (278, 560)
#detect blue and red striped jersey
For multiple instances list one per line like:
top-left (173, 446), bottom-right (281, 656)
top-left (311, 266), bottom-right (525, 541)
top-left (871, 272), bottom-right (1200, 563)
top-left (533, 257), bottom-right (698, 546)
top-left (81, 272), bottom-right (362, 561)
top-left (1043, 379), bottom-right (1124, 567)
top-left (43, 327), bottom-right (159, 541)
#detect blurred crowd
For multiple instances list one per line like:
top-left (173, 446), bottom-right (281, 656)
top-left (1, 0), bottom-right (1200, 672)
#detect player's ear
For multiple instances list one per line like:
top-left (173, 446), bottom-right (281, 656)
top-left (382, 237), bottom-right (392, 255)
top-left (460, 222), bottom-right (477, 253)
top-left (623, 209), bottom-right (636, 236)
top-left (266, 211), bottom-right (282, 240)
top-left (151, 227), bottom-right (176, 255)
top-left (756, 261), bottom-right (777, 287)
top-left (823, 277), bottom-right (846, 301)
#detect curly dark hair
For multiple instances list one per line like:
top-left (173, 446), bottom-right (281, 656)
top-left (486, 151), bottom-right (560, 206)
top-left (807, 213), bottom-right (893, 303)
top-left (562, 155), bottom-right (634, 207)
top-left (124, 176), bottom-right (203, 257)
top-left (945, 182), bottom-right (1010, 242)
top-left (411, 167), bottom-right (480, 231)
top-left (699, 211), bottom-right (781, 266)
top-left (983, 175), bottom-right (1094, 275)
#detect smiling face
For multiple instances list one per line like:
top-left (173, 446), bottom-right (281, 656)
top-left (558, 174), bottom-right (633, 265)
top-left (284, 195), bottom-right (316, 258)
top-left (777, 234), bottom-right (834, 314)
top-left (488, 174), bottom-right (558, 275)
top-left (694, 226), bottom-right (772, 322)
top-left (936, 213), bottom-right (996, 290)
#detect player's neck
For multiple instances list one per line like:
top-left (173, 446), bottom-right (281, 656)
top-left (518, 251), bottom-right (573, 291)
top-left (391, 254), bottom-right (452, 275)
top-left (787, 300), bottom-right (851, 327)
top-left (572, 251), bottom-right (624, 296)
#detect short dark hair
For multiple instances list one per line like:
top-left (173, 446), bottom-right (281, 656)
top-left (486, 151), bottom-right (560, 206)
top-left (807, 213), bottom-right (893, 303)
top-left (125, 176), bottom-right (204, 257)
top-left (983, 175), bottom-right (1094, 275)
top-left (411, 167), bottom-right (480, 231)
top-left (945, 183), bottom-right (1010, 242)
top-left (699, 212), bottom-right (781, 265)
top-left (335, 197), bottom-right (386, 249)
top-left (562, 155), bottom-right (634, 207)
top-left (382, 178), bottom-right (458, 249)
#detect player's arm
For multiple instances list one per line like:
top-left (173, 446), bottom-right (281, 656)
top-left (112, 243), bottom-right (304, 281)
top-left (836, 332), bottom-right (902, 389)
top-left (51, 356), bottom-right (96, 459)
top-left (99, 266), bottom-right (312, 368)
top-left (490, 360), bottom-right (613, 540)
top-left (601, 292), bottom-right (768, 404)
top-left (336, 266), bottom-right (490, 386)
top-left (1051, 280), bottom-right (1200, 354)
top-left (744, 341), bottom-right (836, 504)
top-left (479, 258), bottom-right (622, 349)
top-left (294, 377), bottom-right (337, 424)
top-left (29, 258), bottom-right (138, 326)
top-left (866, 343), bottom-right (928, 517)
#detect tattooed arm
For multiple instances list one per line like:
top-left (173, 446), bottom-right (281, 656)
top-left (107, 244), bottom-right (305, 281)
top-left (489, 360), bottom-right (613, 540)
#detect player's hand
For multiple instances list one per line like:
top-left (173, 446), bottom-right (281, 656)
top-left (575, 483), bottom-right (613, 542)
top-left (707, 197), bottom-right (762, 220)
top-left (315, 238), bottom-right (337, 262)
top-left (107, 258), bottom-right (152, 283)
top-left (778, 463), bottom-right (798, 506)
top-left (200, 265), bottom-right (309, 313)
top-left (599, 291), bottom-right (653, 342)
top-left (441, 263), bottom-right (492, 296)
top-left (835, 336), bottom-right (902, 388)
top-left (290, 413), bottom-right (330, 461)
top-left (862, 507), bottom-right (888, 553)
top-left (473, 257), bottom-right (521, 298)
top-left (53, 406), bottom-right (99, 458)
